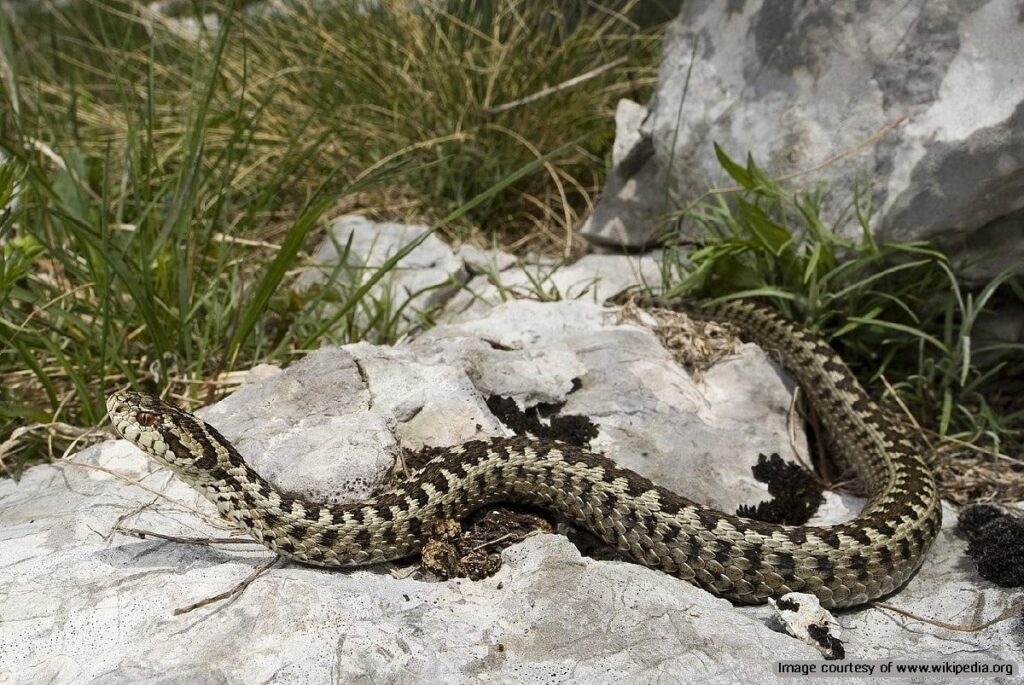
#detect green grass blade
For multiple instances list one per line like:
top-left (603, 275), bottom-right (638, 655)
top-left (845, 316), bottom-right (949, 354)
top-left (226, 192), bottom-right (338, 363)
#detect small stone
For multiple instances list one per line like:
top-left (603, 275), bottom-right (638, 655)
top-left (770, 592), bottom-right (845, 661)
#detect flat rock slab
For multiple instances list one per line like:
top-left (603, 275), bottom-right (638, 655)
top-left (0, 300), bottom-right (1018, 683)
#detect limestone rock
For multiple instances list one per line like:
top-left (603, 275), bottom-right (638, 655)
top-left (295, 214), bottom-right (469, 331)
top-left (579, 99), bottom-right (666, 249)
top-left (296, 216), bottom-right (662, 337)
top-left (584, 1), bottom-right (1024, 284)
top-left (441, 253), bottom-right (662, 324)
top-left (769, 593), bottom-right (844, 660)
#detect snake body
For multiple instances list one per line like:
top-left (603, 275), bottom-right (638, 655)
top-left (106, 298), bottom-right (941, 608)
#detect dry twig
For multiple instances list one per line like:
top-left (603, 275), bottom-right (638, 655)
top-left (173, 555), bottom-right (283, 616)
top-left (61, 459), bottom-right (229, 528)
top-left (470, 531), bottom-right (523, 553)
top-left (872, 600), bottom-right (1024, 633)
top-left (113, 525), bottom-right (254, 547)
top-left (786, 387), bottom-right (815, 475)
top-left (878, 375), bottom-right (934, 452)
top-left (0, 422), bottom-right (108, 476)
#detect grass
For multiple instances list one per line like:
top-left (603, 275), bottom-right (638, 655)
top-left (657, 147), bottom-right (1024, 502)
top-left (0, 0), bottom-right (667, 474)
top-left (4, 0), bottom-right (665, 248)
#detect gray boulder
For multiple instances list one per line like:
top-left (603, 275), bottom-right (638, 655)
top-left (584, 1), bottom-right (1024, 284)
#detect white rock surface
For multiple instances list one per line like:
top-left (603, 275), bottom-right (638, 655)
top-left (296, 215), bottom-right (663, 335)
top-left (456, 243), bottom-right (518, 274)
top-left (419, 300), bottom-right (800, 511)
top-left (0, 299), bottom-right (1019, 682)
top-left (584, 1), bottom-right (1024, 283)
top-left (295, 214), bottom-right (468, 331)
top-left (441, 253), bottom-right (663, 324)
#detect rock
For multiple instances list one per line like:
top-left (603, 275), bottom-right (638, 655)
top-left (144, 0), bottom-right (220, 39)
top-left (455, 243), bottom-right (518, 274)
top-left (585, 1), bottom-right (1024, 283)
top-left (806, 501), bottom-right (1018, 665)
top-left (343, 340), bottom-right (508, 450)
top-left (955, 212), bottom-right (1024, 286)
top-left (418, 299), bottom-right (802, 511)
top-left (440, 253), bottom-right (663, 324)
top-left (1, 300), bottom-right (1018, 681)
top-left (296, 217), bottom-right (661, 338)
top-left (239, 363), bottom-right (282, 385)
top-left (769, 593), bottom-right (844, 660)
top-left (580, 99), bottom-right (668, 248)
top-left (295, 214), bottom-right (469, 331)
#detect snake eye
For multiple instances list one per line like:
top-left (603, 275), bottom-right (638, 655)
top-left (137, 412), bottom-right (158, 427)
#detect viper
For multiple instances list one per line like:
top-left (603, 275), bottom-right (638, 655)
top-left (105, 297), bottom-right (941, 608)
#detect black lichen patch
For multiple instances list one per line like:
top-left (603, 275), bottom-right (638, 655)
top-left (547, 414), bottom-right (600, 447)
top-left (736, 453), bottom-right (825, 525)
top-left (808, 623), bottom-right (845, 661)
top-left (775, 597), bottom-right (801, 612)
top-left (958, 503), bottom-right (1024, 587)
top-left (486, 395), bottom-right (598, 447)
top-left (958, 502), bottom-right (1007, 535)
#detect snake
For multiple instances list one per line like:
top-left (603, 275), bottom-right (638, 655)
top-left (105, 297), bottom-right (942, 609)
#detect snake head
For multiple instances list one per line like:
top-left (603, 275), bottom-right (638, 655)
top-left (106, 390), bottom-right (226, 477)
